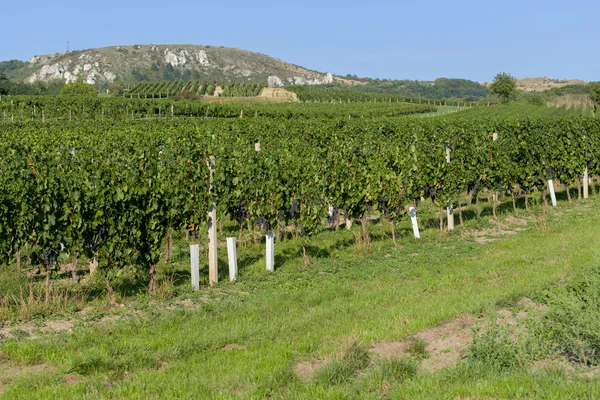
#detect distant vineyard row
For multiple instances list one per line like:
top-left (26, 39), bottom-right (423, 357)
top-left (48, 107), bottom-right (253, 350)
top-left (0, 95), bottom-right (436, 120)
top-left (125, 80), bottom-right (266, 98)
top-left (285, 86), bottom-right (494, 107)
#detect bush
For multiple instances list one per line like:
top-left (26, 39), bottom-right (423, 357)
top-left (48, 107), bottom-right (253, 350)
top-left (60, 82), bottom-right (97, 97)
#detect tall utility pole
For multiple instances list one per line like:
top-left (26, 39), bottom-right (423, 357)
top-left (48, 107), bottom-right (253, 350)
top-left (67, 41), bottom-right (70, 53)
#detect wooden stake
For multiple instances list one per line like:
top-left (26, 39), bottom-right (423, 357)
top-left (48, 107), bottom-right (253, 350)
top-left (360, 215), bottom-right (371, 247)
top-left (302, 246), bottom-right (310, 266)
top-left (208, 156), bottom-right (218, 285)
top-left (71, 257), bottom-right (79, 283)
top-left (439, 205), bottom-right (444, 232)
top-left (346, 213), bottom-right (353, 230)
top-left (89, 258), bottom-right (97, 277)
top-left (165, 229), bottom-right (172, 262)
top-left (584, 166), bottom-right (589, 199)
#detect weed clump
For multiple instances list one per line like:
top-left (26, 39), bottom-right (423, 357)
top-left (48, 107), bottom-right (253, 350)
top-left (406, 337), bottom-right (429, 360)
top-left (314, 338), bottom-right (371, 385)
top-left (542, 267), bottom-right (600, 365)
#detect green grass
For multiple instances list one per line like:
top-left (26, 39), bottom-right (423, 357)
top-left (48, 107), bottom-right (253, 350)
top-left (2, 192), bottom-right (600, 398)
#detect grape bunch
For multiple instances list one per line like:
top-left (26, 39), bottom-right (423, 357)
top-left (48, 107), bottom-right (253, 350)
top-left (289, 199), bottom-right (300, 219)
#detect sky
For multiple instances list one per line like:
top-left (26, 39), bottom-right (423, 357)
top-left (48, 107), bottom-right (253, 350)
top-left (2, 0), bottom-right (598, 82)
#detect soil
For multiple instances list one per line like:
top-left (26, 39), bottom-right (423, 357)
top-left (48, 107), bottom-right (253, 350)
top-left (0, 319), bottom-right (75, 341)
top-left (292, 357), bottom-right (330, 383)
top-left (470, 216), bottom-right (528, 244)
top-left (293, 296), bottom-right (551, 382)
top-left (371, 315), bottom-right (480, 372)
top-left (221, 344), bottom-right (247, 352)
top-left (259, 87), bottom-right (298, 102)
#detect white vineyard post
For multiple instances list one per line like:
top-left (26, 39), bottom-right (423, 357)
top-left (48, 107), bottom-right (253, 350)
top-left (227, 238), bottom-right (238, 282)
top-left (190, 244), bottom-right (200, 290)
top-left (171, 104), bottom-right (174, 119)
top-left (409, 206), bottom-right (420, 239)
top-left (445, 141), bottom-right (454, 231)
top-left (208, 156), bottom-right (218, 285)
top-left (548, 180), bottom-right (557, 206)
top-left (584, 165), bottom-right (589, 199)
top-left (266, 232), bottom-right (275, 272)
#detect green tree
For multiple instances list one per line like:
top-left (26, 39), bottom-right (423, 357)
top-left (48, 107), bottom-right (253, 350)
top-left (108, 81), bottom-right (126, 96)
top-left (60, 81), bottom-right (97, 96)
top-left (589, 82), bottom-right (600, 114)
top-left (490, 72), bottom-right (518, 103)
top-left (0, 72), bottom-right (13, 95)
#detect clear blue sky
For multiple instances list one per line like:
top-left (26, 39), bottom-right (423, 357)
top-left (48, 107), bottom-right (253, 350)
top-left (2, 0), bottom-right (598, 82)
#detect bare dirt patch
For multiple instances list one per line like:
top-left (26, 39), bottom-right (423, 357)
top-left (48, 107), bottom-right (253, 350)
top-left (62, 373), bottom-right (83, 386)
top-left (0, 319), bottom-right (75, 341)
top-left (470, 217), bottom-right (528, 244)
top-left (221, 344), bottom-right (247, 352)
top-left (371, 315), bottom-right (481, 371)
top-left (259, 88), bottom-right (298, 102)
top-left (292, 357), bottom-right (330, 383)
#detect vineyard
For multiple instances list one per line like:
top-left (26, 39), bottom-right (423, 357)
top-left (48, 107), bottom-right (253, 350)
top-left (0, 95), bottom-right (436, 121)
top-left (126, 80), bottom-right (267, 98)
top-left (286, 85), bottom-right (488, 106)
top-left (0, 101), bottom-right (595, 298)
top-left (2, 97), bottom-right (600, 397)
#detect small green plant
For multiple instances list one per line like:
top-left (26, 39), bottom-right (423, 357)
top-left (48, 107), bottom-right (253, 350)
top-left (314, 338), bottom-right (370, 385)
top-left (468, 324), bottom-right (522, 371)
top-left (406, 337), bottom-right (429, 360)
top-left (370, 358), bottom-right (417, 384)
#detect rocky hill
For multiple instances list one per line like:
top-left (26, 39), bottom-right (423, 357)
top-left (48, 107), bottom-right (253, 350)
top-left (2, 44), bottom-right (340, 87)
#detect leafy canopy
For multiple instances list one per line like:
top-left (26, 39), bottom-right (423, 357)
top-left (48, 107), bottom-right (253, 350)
top-left (61, 81), bottom-right (98, 97)
top-left (490, 72), bottom-right (518, 103)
